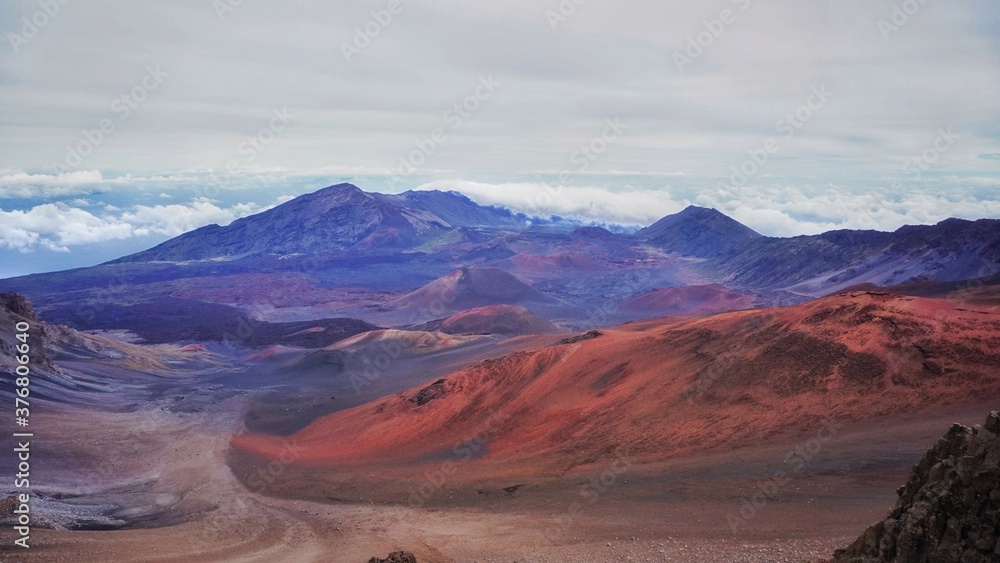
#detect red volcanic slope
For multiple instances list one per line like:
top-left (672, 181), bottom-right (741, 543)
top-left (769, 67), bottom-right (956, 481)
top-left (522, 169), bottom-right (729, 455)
top-left (232, 291), bottom-right (1000, 479)
top-left (619, 283), bottom-right (754, 317)
top-left (437, 305), bottom-right (562, 335)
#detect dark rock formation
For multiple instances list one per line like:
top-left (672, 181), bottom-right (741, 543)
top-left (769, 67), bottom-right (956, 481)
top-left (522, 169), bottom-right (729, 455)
top-left (557, 330), bottom-right (602, 345)
top-left (368, 551), bottom-right (417, 563)
top-left (0, 292), bottom-right (58, 373)
top-left (830, 411), bottom-right (1000, 562)
top-left (0, 292), bottom-right (35, 320)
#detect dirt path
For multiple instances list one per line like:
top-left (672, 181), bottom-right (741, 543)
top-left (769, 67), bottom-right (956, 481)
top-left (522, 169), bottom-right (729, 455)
top-left (2, 400), bottom-right (865, 562)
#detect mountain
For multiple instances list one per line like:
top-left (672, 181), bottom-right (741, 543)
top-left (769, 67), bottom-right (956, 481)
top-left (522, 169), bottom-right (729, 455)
top-left (231, 290), bottom-right (1000, 482)
top-left (636, 205), bottom-right (763, 258)
top-left (376, 190), bottom-right (526, 230)
top-left (710, 218), bottom-right (1000, 294)
top-left (2, 183), bottom-right (999, 338)
top-left (637, 207), bottom-right (1000, 295)
top-left (113, 184), bottom-right (526, 262)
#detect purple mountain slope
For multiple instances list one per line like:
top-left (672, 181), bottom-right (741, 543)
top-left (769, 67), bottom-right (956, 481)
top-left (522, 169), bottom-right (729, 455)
top-left (1, 184), bottom-right (998, 339)
top-left (636, 205), bottom-right (763, 258)
top-left (112, 183), bottom-right (527, 263)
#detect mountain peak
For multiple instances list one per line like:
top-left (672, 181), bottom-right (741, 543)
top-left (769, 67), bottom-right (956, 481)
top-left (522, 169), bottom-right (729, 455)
top-left (300, 182), bottom-right (370, 203)
top-left (677, 204), bottom-right (713, 213)
top-left (637, 206), bottom-right (761, 258)
top-left (317, 182), bottom-right (364, 195)
top-left (675, 205), bottom-right (727, 218)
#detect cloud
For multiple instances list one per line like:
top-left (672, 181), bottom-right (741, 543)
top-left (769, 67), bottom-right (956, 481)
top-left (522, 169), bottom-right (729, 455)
top-left (0, 170), bottom-right (107, 198)
top-left (419, 178), bottom-right (1000, 236)
top-left (695, 184), bottom-right (1000, 236)
top-left (0, 198), bottom-right (278, 252)
top-left (414, 180), bottom-right (687, 226)
top-left (118, 199), bottom-right (264, 237)
top-left (0, 203), bottom-right (132, 251)
top-left (2, 2), bottom-right (999, 181)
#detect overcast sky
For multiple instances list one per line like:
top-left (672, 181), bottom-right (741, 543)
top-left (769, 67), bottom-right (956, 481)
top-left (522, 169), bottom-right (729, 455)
top-left (1, 1), bottom-right (999, 276)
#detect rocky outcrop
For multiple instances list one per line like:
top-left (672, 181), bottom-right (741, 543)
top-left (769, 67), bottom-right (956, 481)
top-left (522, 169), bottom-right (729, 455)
top-left (556, 330), bottom-right (602, 345)
top-left (367, 551), bottom-right (417, 563)
top-left (0, 291), bottom-right (35, 320)
top-left (0, 292), bottom-right (58, 373)
top-left (831, 411), bottom-right (1000, 562)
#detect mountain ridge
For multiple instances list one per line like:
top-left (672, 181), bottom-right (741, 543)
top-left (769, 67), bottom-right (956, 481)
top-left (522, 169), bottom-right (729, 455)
top-left (3, 183), bottom-right (999, 336)
top-left (110, 183), bottom-right (527, 263)
top-left (106, 186), bottom-right (999, 297)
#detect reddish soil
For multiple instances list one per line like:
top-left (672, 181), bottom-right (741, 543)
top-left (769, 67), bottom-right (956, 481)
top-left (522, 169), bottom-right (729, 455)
top-left (6, 290), bottom-right (1000, 562)
top-left (232, 291), bottom-right (1000, 483)
top-left (437, 305), bottom-right (562, 335)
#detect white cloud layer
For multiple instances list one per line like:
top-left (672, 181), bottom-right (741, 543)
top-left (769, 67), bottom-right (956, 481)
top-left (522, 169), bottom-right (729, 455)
top-left (415, 180), bottom-right (686, 226)
top-left (0, 198), bottom-right (271, 252)
top-left (0, 170), bottom-right (107, 198)
top-left (420, 179), bottom-right (1000, 236)
top-left (693, 184), bottom-right (1000, 236)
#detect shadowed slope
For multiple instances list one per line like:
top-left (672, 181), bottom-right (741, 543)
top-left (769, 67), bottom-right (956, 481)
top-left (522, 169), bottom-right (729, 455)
top-left (619, 283), bottom-right (754, 318)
